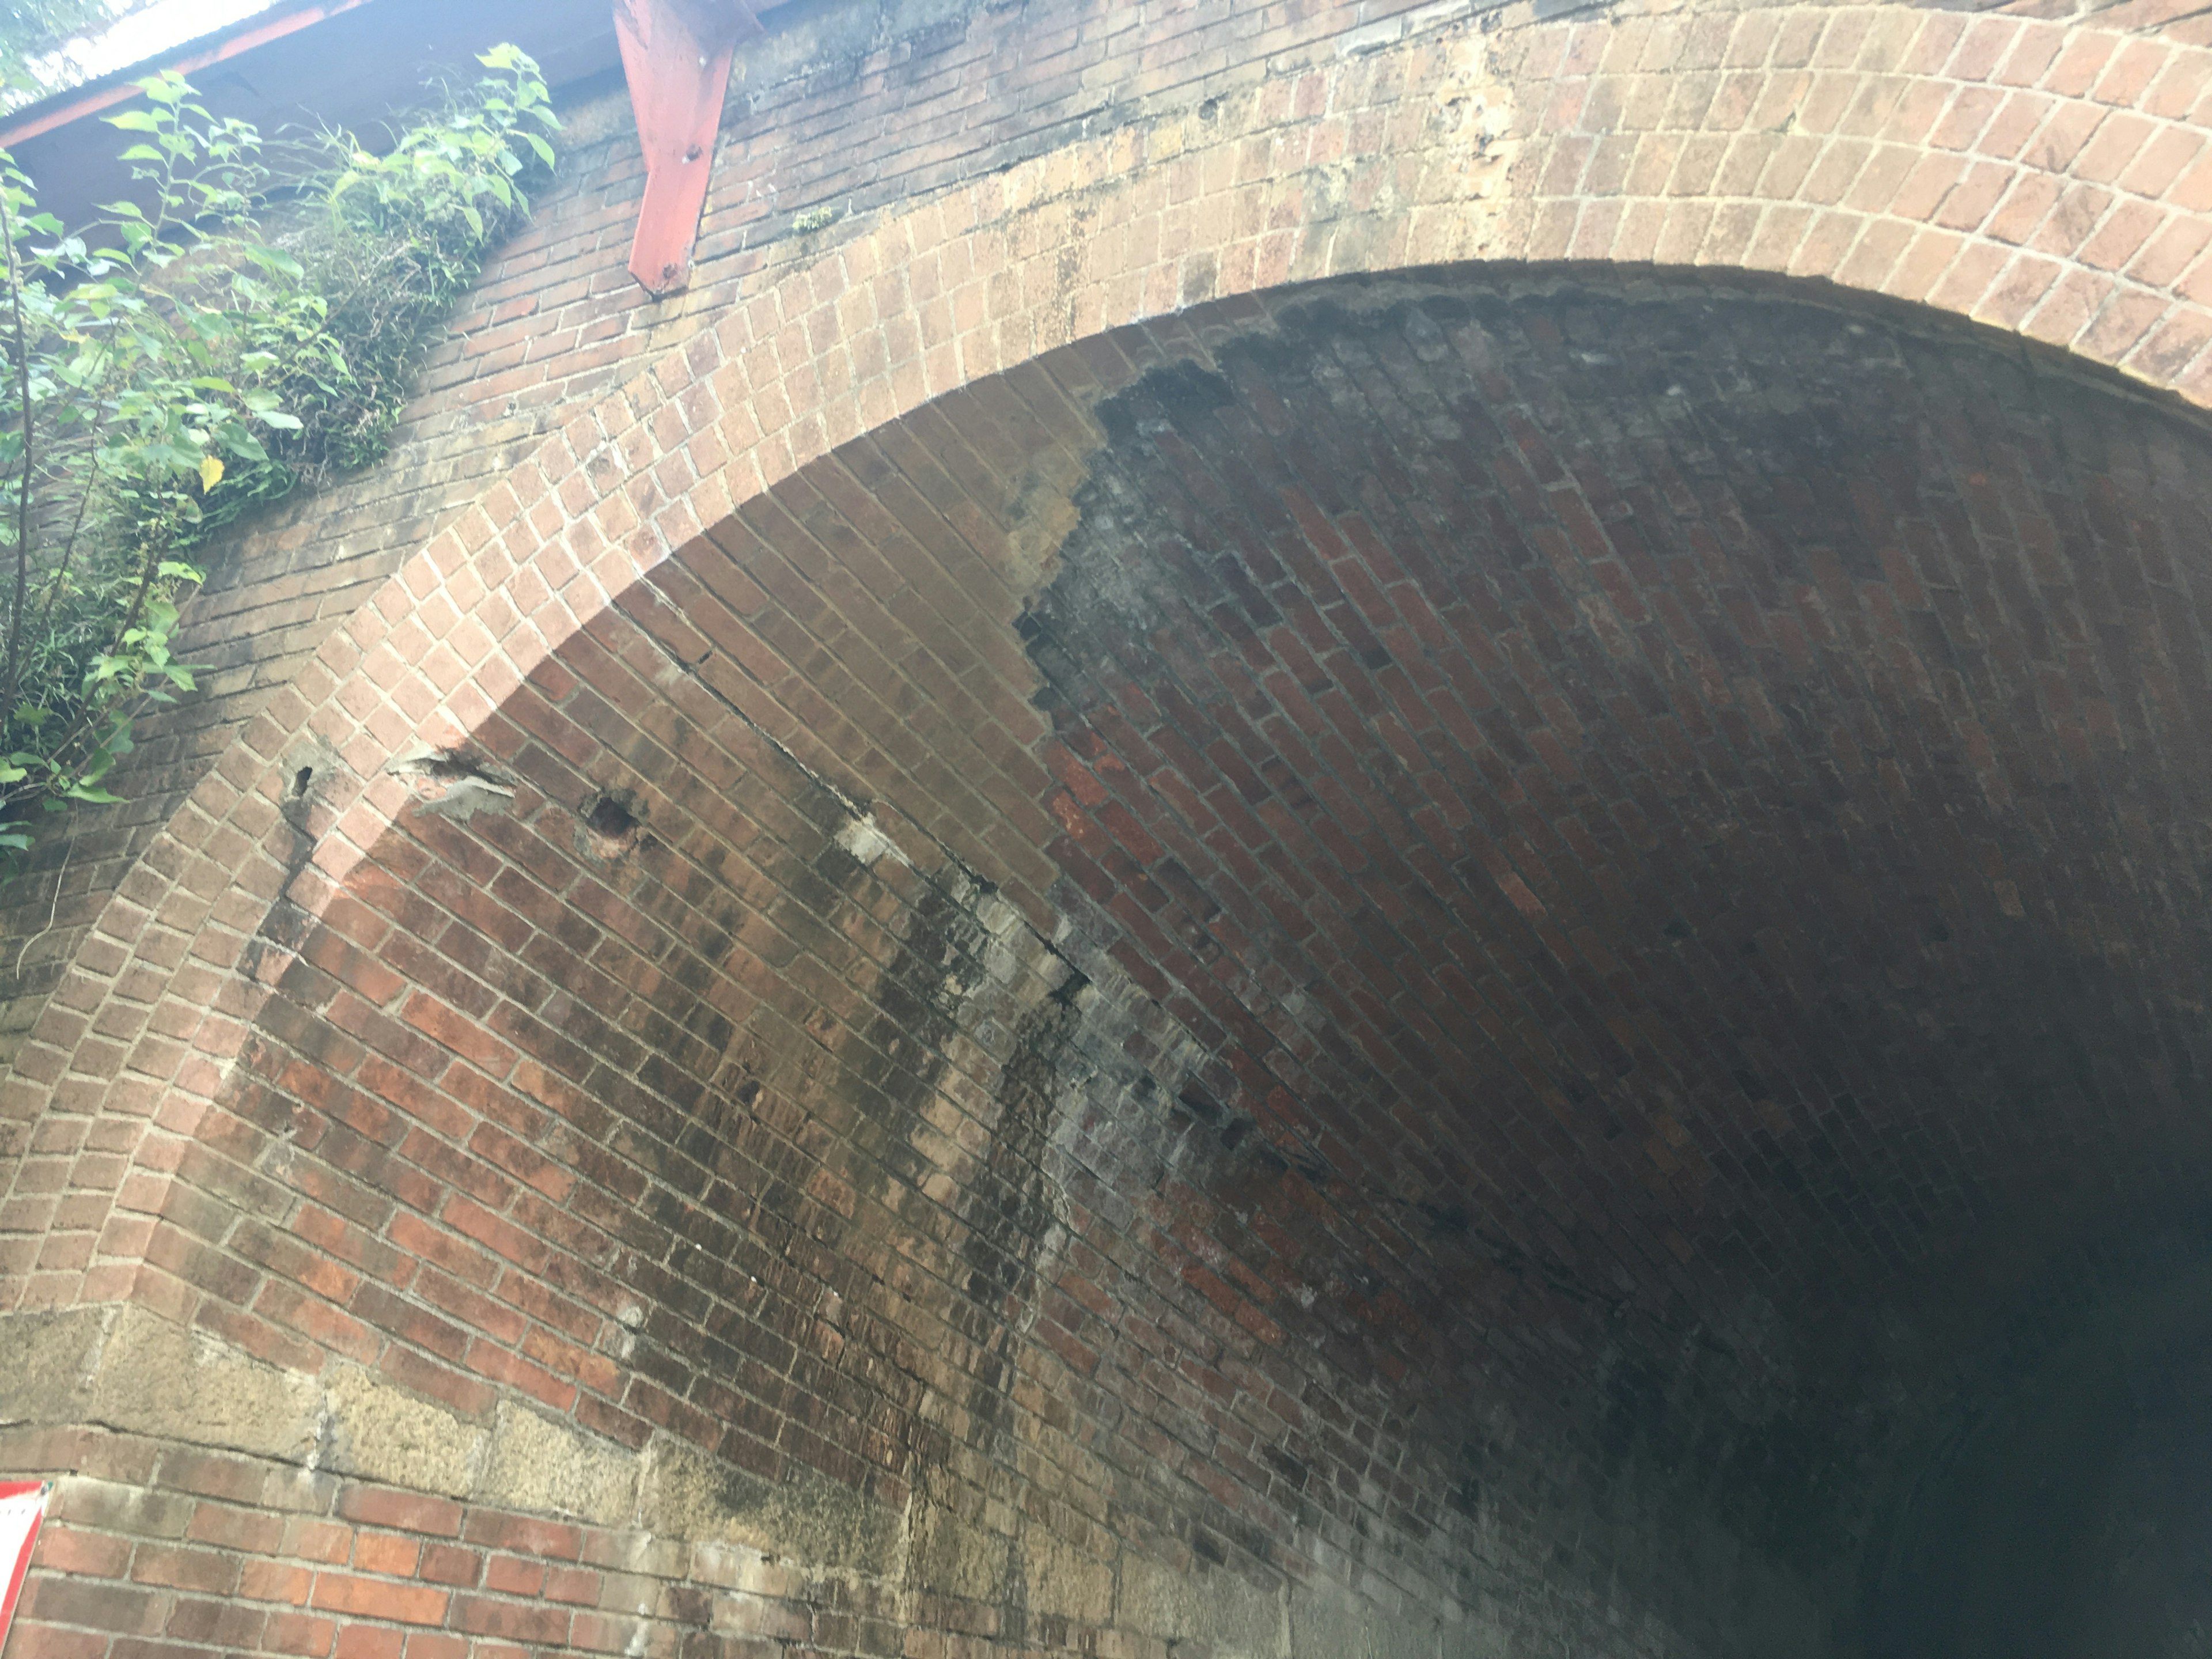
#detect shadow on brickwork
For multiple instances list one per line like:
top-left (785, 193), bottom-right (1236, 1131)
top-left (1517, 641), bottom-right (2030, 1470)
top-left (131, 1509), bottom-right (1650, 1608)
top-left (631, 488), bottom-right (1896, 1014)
top-left (24, 265), bottom-right (2212, 1659)
top-left (1018, 272), bottom-right (2212, 1656)
top-left (1863, 1233), bottom-right (2212, 1658)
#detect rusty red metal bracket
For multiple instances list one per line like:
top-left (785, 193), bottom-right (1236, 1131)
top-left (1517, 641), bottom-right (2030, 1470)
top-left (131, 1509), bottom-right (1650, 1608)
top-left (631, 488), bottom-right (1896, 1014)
top-left (615, 0), bottom-right (760, 297)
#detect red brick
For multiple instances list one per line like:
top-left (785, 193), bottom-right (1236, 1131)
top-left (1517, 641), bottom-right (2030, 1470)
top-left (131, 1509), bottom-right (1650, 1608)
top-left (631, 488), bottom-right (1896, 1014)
top-left (310, 1573), bottom-right (449, 1625)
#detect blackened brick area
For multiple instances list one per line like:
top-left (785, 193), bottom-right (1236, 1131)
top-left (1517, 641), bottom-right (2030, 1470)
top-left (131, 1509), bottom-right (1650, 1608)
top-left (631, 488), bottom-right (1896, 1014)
top-left (1027, 276), bottom-right (2212, 1607)
top-left (16, 272), bottom-right (2212, 1657)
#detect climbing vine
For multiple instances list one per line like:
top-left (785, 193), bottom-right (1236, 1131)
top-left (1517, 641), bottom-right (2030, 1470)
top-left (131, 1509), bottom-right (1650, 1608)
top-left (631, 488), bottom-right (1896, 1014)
top-left (0, 44), bottom-right (555, 862)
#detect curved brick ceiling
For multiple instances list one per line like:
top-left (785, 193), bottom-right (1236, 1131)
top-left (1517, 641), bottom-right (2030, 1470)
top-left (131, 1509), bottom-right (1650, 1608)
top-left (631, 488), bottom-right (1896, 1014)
top-left (1017, 276), bottom-right (2212, 1622)
top-left (156, 270), bottom-right (2212, 1654)
top-left (1034, 275), bottom-right (2212, 1365)
top-left (15, 0), bottom-right (2212, 1646)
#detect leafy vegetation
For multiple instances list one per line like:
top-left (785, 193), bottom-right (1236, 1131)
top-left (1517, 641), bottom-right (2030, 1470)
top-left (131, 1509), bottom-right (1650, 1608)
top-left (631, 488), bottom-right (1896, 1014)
top-left (0, 45), bottom-right (555, 863)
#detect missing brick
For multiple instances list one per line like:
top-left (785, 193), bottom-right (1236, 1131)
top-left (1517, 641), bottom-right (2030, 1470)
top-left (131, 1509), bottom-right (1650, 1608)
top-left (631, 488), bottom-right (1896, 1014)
top-left (578, 789), bottom-right (645, 861)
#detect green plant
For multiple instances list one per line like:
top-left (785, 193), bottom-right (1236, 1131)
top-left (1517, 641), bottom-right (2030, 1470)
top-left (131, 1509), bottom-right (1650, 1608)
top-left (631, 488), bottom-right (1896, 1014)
top-left (271, 41), bottom-right (557, 476)
top-left (0, 46), bottom-right (554, 863)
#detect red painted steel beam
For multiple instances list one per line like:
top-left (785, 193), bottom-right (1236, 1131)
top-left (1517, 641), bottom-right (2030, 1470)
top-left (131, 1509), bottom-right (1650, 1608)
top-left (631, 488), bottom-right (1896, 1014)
top-left (616, 0), bottom-right (759, 297)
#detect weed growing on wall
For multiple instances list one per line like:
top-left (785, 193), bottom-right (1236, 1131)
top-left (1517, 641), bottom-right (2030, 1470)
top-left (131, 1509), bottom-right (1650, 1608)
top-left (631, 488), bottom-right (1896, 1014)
top-left (0, 44), bottom-right (555, 863)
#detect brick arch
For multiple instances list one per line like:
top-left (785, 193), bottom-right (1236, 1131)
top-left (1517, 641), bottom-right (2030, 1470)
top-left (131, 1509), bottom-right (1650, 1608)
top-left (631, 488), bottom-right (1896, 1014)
top-left (1512, 4), bottom-right (2212, 393)
top-left (0, 0), bottom-right (2207, 1590)
top-left (2, 3), bottom-right (2212, 1647)
top-left (22, 263), bottom-right (2211, 1657)
top-left (17, 5), bottom-right (2212, 1301)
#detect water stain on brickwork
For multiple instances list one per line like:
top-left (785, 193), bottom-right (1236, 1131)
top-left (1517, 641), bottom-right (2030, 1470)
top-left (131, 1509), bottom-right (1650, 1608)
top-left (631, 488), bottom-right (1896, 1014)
top-left (1018, 274), bottom-right (2212, 1653)
top-left (16, 0), bottom-right (2212, 1647)
top-left (21, 247), bottom-right (2212, 1659)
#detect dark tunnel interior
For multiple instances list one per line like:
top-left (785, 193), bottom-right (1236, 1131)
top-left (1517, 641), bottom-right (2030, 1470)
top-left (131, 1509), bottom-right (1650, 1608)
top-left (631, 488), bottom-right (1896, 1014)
top-left (1016, 274), bottom-right (2212, 1654)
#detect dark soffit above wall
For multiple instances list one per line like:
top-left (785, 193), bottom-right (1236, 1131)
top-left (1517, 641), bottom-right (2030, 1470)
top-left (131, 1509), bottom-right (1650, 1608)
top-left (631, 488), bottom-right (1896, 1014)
top-left (0, 0), bottom-right (624, 231)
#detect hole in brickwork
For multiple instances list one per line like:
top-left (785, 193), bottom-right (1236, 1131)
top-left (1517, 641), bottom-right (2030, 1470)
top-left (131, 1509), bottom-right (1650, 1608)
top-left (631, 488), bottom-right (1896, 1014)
top-left (407, 753), bottom-right (487, 782)
top-left (584, 793), bottom-right (634, 838)
top-left (387, 747), bottom-right (516, 823)
top-left (291, 766), bottom-right (313, 798)
top-left (582, 790), bottom-right (639, 840)
top-left (1176, 1084), bottom-right (1221, 1122)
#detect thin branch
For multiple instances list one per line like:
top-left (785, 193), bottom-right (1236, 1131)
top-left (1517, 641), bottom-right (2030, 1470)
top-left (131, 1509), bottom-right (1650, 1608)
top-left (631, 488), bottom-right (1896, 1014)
top-left (28, 528), bottom-right (169, 789)
top-left (12, 821), bottom-right (74, 985)
top-left (111, 533), bottom-right (162, 641)
top-left (32, 446), bottom-right (105, 650)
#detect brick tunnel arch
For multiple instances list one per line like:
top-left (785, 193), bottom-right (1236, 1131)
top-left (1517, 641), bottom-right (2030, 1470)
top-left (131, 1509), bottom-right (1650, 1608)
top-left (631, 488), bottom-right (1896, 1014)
top-left (24, 0), bottom-right (2212, 1291)
top-left (60, 263), bottom-right (2212, 1658)
top-left (7, 4), bottom-right (2212, 1654)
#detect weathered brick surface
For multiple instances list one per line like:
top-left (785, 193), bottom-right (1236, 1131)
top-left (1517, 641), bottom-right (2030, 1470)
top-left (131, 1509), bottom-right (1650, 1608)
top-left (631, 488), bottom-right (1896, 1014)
top-left (5, 0), bottom-right (2212, 1653)
top-left (1, 1422), bottom-right (917, 1659)
top-left (0, 0), bottom-right (1472, 1067)
top-left (25, 0), bottom-right (2212, 1074)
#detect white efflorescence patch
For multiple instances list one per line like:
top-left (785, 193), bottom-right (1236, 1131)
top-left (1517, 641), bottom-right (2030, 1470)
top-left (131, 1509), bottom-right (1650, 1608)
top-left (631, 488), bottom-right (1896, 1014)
top-left (836, 811), bottom-right (910, 869)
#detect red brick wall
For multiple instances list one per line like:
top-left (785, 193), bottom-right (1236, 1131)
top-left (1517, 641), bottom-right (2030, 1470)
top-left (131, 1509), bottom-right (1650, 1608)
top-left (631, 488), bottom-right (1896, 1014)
top-left (8, 1), bottom-right (2212, 1655)
top-left (7, 1421), bottom-right (902, 1657)
top-left (0, 0), bottom-right (1466, 1066)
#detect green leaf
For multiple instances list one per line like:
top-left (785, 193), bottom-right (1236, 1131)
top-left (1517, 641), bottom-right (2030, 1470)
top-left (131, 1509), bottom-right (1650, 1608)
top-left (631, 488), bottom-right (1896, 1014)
top-left (241, 244), bottom-right (302, 279)
top-left (0, 42), bottom-right (558, 880)
top-left (138, 72), bottom-right (192, 107)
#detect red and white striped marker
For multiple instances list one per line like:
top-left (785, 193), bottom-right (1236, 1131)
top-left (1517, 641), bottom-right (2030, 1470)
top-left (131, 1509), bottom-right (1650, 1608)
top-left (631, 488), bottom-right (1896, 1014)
top-left (0, 1482), bottom-right (48, 1654)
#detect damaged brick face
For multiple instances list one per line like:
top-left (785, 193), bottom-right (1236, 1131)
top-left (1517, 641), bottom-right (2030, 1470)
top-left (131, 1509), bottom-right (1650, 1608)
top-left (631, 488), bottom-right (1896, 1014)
top-left (10, 270), bottom-right (2212, 1657)
top-left (1024, 279), bottom-right (2212, 1641)
top-left (10, 0), bottom-right (2212, 1652)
